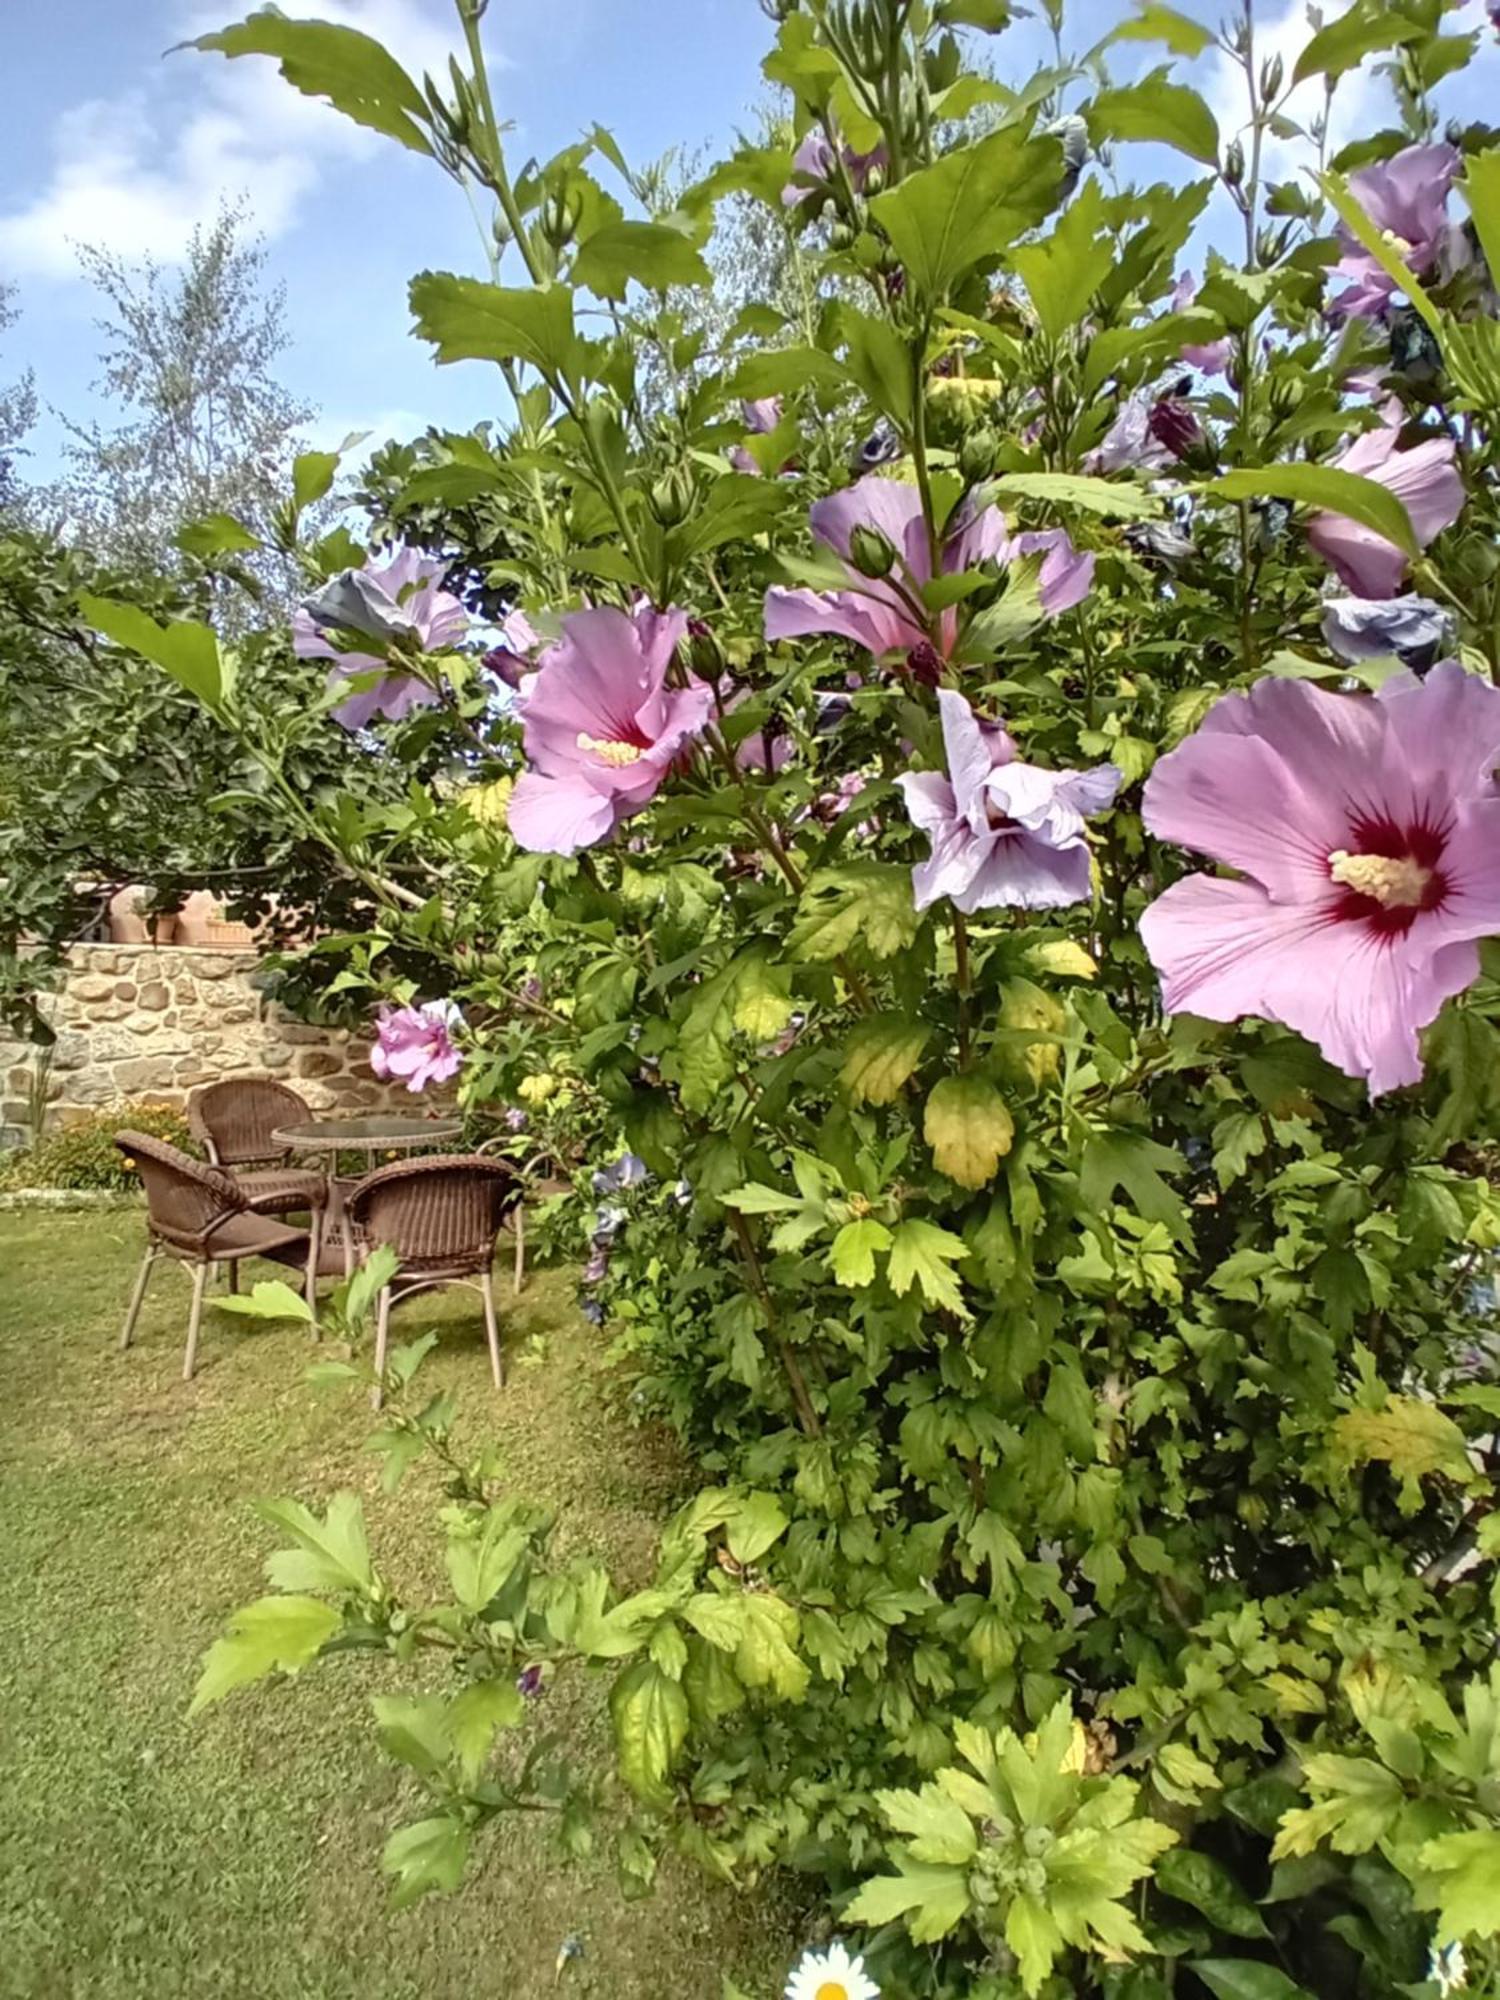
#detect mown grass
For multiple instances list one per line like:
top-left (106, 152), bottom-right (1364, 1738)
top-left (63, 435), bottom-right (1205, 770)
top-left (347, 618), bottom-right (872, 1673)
top-left (0, 1212), bottom-right (795, 1999)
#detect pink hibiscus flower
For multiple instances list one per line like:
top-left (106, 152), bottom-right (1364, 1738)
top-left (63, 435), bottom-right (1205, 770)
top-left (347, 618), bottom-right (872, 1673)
top-left (371, 1000), bottom-right (464, 1093)
top-left (1306, 422), bottom-right (1464, 599)
top-left (506, 605), bottom-right (714, 856)
top-left (1140, 665), bottom-right (1500, 1095)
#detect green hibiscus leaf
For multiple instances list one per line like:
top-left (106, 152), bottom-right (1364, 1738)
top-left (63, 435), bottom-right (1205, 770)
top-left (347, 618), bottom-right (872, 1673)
top-left (828, 1217), bottom-right (893, 1287)
top-left (189, 1596), bottom-right (341, 1714)
top-left (1087, 71), bottom-right (1220, 165)
top-left (887, 1219), bottom-right (972, 1317)
top-left (381, 1816), bottom-right (471, 1909)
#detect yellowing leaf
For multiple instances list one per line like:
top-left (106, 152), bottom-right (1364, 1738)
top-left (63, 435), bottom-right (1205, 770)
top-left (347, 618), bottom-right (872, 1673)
top-left (734, 1593), bottom-right (809, 1700)
top-left (610, 1659), bottom-right (689, 1805)
top-left (925, 1074), bottom-right (1014, 1188)
top-left (1025, 939), bottom-right (1097, 981)
top-left (840, 1016), bottom-right (931, 1105)
top-left (1333, 1399), bottom-right (1473, 1511)
top-left (789, 864), bottom-right (921, 961)
top-left (462, 776), bottom-right (514, 828)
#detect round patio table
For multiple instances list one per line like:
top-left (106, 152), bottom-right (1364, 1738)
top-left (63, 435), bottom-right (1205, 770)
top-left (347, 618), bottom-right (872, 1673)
top-left (272, 1114), bottom-right (464, 1277)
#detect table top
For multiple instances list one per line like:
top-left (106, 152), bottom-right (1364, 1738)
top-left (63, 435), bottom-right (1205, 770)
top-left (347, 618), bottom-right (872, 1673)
top-left (273, 1114), bottom-right (464, 1151)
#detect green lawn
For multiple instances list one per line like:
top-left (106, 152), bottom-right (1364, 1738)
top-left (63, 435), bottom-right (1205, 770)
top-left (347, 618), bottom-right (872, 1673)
top-left (0, 1212), bottom-right (795, 2000)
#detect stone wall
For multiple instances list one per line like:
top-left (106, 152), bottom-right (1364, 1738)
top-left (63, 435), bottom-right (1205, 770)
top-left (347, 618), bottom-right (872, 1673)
top-left (1, 944), bottom-right (422, 1145)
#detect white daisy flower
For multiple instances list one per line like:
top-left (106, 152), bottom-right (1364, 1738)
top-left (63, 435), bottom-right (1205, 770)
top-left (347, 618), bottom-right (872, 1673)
top-left (1430, 1939), bottom-right (1467, 1997)
top-left (784, 1939), bottom-right (880, 2000)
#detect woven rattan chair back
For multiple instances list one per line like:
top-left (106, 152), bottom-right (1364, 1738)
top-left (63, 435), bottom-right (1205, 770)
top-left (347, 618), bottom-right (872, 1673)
top-left (189, 1078), bottom-right (309, 1167)
top-left (115, 1129), bottom-right (243, 1251)
top-left (345, 1155), bottom-right (518, 1278)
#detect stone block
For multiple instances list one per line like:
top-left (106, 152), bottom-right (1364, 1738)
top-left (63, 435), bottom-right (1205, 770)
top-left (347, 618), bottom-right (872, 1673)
top-left (49, 1033), bottom-right (90, 1072)
top-left (135, 982), bottom-right (170, 1012)
top-left (115, 1057), bottom-right (180, 1093)
top-left (292, 1049), bottom-right (342, 1079)
top-left (71, 975), bottom-right (117, 1003)
top-left (114, 982), bottom-right (138, 1002)
top-left (188, 955), bottom-right (237, 980)
top-left (62, 1072), bottom-right (115, 1107)
top-left (275, 1023), bottom-right (326, 1046)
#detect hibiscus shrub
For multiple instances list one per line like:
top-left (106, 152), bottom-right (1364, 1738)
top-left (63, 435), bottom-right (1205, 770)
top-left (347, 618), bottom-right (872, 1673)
top-left (94, 1), bottom-right (1500, 1994)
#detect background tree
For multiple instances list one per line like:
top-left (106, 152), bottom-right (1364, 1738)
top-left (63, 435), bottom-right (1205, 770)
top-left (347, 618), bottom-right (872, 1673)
top-left (0, 281), bottom-right (38, 515)
top-left (51, 204), bottom-right (314, 608)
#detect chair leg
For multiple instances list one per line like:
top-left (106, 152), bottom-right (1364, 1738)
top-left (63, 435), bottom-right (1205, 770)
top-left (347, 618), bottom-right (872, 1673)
top-left (120, 1242), bottom-right (158, 1350)
top-left (182, 1261), bottom-right (210, 1382)
top-left (371, 1286), bottom-right (391, 1410)
top-left (481, 1268), bottom-right (503, 1391)
top-left (226, 1260), bottom-right (239, 1295)
top-left (512, 1204), bottom-right (526, 1296)
top-left (305, 1208), bottom-right (322, 1333)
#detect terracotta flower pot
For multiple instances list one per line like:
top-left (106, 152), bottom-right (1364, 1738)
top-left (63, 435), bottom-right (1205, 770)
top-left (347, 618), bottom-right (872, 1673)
top-left (107, 887), bottom-right (178, 945)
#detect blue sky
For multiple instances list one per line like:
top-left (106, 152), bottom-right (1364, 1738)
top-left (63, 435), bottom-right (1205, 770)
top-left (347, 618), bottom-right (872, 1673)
top-left (0, 0), bottom-right (1494, 481)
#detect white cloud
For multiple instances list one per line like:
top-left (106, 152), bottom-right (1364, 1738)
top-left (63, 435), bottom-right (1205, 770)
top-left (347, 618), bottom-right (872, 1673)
top-left (297, 406), bottom-right (428, 458)
top-left (1200, 0), bottom-right (1491, 179)
top-left (0, 0), bottom-right (466, 279)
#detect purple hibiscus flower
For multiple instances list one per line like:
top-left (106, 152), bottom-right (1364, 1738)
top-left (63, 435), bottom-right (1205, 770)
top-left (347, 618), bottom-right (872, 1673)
top-left (729, 397), bottom-right (791, 477)
top-left (782, 128), bottom-right (886, 208)
top-left (506, 605), bottom-right (714, 857)
top-left (1306, 421), bottom-right (1464, 599)
top-left (483, 608), bottom-right (543, 692)
top-left (294, 548), bottom-right (467, 730)
top-left (370, 1000), bottom-right (464, 1093)
top-left (1170, 273), bottom-right (1233, 376)
top-left (1322, 595), bottom-right (1452, 668)
top-left (1086, 388), bottom-right (1174, 475)
top-left (896, 688), bottom-right (1119, 914)
top-left (1140, 664), bottom-right (1500, 1096)
top-left (764, 476), bottom-right (1090, 667)
top-left (1329, 142), bottom-right (1461, 321)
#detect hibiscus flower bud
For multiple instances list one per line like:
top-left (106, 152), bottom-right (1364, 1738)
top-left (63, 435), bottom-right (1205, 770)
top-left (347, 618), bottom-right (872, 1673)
top-left (849, 522), bottom-right (898, 579)
top-left (649, 465), bottom-right (695, 527)
top-left (1259, 52), bottom-right (1284, 103)
top-left (1223, 137), bottom-right (1246, 187)
top-left (687, 620), bottom-right (727, 680)
top-left (540, 189), bottom-right (581, 248)
top-left (905, 641), bottom-right (943, 687)
top-left (959, 427), bottom-right (999, 483)
top-left (1147, 396), bottom-right (1206, 462)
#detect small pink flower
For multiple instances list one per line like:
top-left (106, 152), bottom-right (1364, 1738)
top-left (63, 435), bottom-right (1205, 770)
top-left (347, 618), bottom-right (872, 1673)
top-left (1306, 422), bottom-right (1464, 598)
top-left (782, 129), bottom-right (886, 207)
top-left (1140, 665), bottom-right (1500, 1095)
top-left (371, 1000), bottom-right (464, 1093)
top-left (507, 605), bottom-right (714, 856)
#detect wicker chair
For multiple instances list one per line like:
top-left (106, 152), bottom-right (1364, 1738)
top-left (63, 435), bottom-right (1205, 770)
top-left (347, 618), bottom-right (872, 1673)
top-left (344, 1156), bottom-right (519, 1405)
top-left (188, 1078), bottom-right (328, 1241)
top-left (115, 1130), bottom-right (319, 1381)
